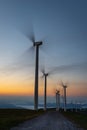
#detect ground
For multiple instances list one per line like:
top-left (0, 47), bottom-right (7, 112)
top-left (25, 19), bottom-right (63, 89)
top-left (11, 111), bottom-right (84, 130)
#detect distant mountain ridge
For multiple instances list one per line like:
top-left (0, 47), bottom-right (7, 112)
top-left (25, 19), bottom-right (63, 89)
top-left (0, 101), bottom-right (22, 109)
top-left (0, 101), bottom-right (87, 109)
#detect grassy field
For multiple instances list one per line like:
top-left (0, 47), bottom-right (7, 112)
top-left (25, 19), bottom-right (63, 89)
top-left (0, 108), bottom-right (87, 130)
top-left (0, 109), bottom-right (45, 130)
top-left (61, 111), bottom-right (87, 130)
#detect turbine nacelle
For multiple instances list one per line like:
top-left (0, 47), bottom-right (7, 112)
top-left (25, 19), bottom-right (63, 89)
top-left (61, 81), bottom-right (68, 89)
top-left (33, 41), bottom-right (43, 46)
top-left (63, 85), bottom-right (67, 89)
top-left (44, 73), bottom-right (48, 77)
top-left (56, 90), bottom-right (60, 94)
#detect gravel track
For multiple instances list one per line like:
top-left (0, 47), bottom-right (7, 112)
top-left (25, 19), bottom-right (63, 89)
top-left (11, 111), bottom-right (84, 130)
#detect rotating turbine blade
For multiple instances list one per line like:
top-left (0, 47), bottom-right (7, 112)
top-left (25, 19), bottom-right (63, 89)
top-left (1, 46), bottom-right (35, 76)
top-left (28, 30), bottom-right (35, 44)
top-left (47, 72), bottom-right (50, 76)
top-left (0, 59), bottom-right (33, 76)
top-left (60, 80), bottom-right (68, 88)
top-left (40, 64), bottom-right (45, 75)
top-left (39, 37), bottom-right (48, 52)
top-left (48, 61), bottom-right (87, 75)
top-left (53, 88), bottom-right (57, 94)
top-left (26, 46), bottom-right (35, 56)
top-left (40, 74), bottom-right (44, 79)
top-left (20, 22), bottom-right (35, 44)
top-left (60, 80), bottom-right (64, 87)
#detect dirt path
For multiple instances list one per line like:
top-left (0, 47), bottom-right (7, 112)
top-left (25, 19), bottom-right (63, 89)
top-left (11, 111), bottom-right (83, 130)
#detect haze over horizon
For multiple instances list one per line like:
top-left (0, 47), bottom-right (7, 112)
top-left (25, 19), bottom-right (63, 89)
top-left (0, 0), bottom-right (87, 108)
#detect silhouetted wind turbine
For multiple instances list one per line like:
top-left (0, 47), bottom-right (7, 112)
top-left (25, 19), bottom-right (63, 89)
top-left (41, 66), bottom-right (59, 110)
top-left (55, 89), bottom-right (60, 111)
top-left (32, 40), bottom-right (42, 110)
top-left (41, 68), bottom-right (49, 111)
top-left (24, 30), bottom-right (43, 110)
top-left (34, 41), bottom-right (42, 110)
top-left (61, 81), bottom-right (68, 112)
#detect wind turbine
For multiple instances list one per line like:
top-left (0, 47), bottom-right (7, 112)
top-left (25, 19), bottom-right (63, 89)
top-left (33, 41), bottom-right (43, 110)
top-left (23, 29), bottom-right (43, 110)
top-left (55, 89), bottom-right (60, 111)
top-left (61, 81), bottom-right (68, 112)
top-left (34, 41), bottom-right (42, 110)
top-left (41, 66), bottom-right (60, 110)
top-left (41, 68), bottom-right (49, 111)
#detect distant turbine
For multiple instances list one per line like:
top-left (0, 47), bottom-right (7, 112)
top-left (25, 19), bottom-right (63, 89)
top-left (61, 81), bottom-right (68, 112)
top-left (41, 69), bottom-right (49, 111)
top-left (55, 89), bottom-right (60, 111)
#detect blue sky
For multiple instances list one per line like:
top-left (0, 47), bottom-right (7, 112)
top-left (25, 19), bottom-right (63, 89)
top-left (0, 0), bottom-right (87, 108)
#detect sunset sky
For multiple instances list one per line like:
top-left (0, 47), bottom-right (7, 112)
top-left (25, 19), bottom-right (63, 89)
top-left (0, 0), bottom-right (87, 108)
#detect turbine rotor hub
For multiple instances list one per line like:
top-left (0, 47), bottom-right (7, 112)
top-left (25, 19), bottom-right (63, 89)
top-left (34, 41), bottom-right (42, 46)
top-left (44, 73), bottom-right (48, 76)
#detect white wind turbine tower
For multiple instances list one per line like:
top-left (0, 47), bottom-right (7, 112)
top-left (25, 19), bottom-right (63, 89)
top-left (61, 81), bottom-right (68, 112)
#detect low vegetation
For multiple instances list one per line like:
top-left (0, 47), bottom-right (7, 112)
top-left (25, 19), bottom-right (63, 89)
top-left (0, 108), bottom-right (87, 130)
top-left (61, 110), bottom-right (87, 130)
top-left (0, 109), bottom-right (45, 130)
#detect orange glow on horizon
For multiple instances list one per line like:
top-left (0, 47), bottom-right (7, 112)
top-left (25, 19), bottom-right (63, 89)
top-left (0, 77), bottom-right (34, 96)
top-left (0, 75), bottom-right (87, 97)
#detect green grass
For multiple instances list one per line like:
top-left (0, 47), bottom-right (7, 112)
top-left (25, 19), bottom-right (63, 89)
top-left (61, 111), bottom-right (87, 130)
top-left (0, 109), bottom-right (45, 130)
